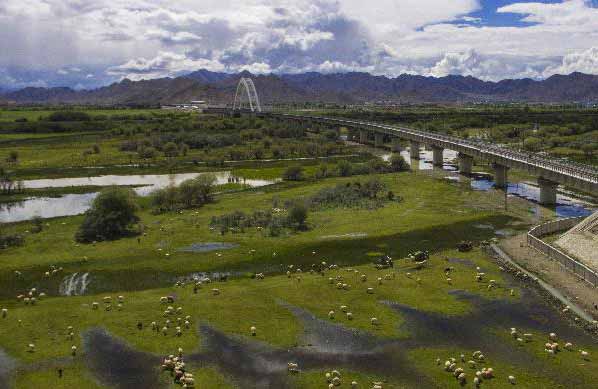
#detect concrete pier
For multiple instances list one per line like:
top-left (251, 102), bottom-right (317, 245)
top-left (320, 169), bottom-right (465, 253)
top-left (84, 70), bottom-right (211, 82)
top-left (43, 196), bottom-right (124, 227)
top-left (457, 153), bottom-right (473, 175)
top-left (391, 138), bottom-right (402, 152)
top-left (538, 177), bottom-right (559, 205)
top-left (410, 141), bottom-right (421, 159)
top-left (432, 146), bottom-right (444, 167)
top-left (374, 133), bottom-right (384, 148)
top-left (493, 163), bottom-right (509, 188)
top-left (359, 130), bottom-right (368, 144)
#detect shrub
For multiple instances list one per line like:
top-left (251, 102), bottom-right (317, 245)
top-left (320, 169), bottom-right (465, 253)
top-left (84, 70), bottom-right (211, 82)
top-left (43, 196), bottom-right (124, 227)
top-left (287, 201), bottom-right (309, 230)
top-left (75, 187), bottom-right (139, 243)
top-left (282, 165), bottom-right (304, 181)
top-left (163, 142), bottom-right (179, 158)
top-left (336, 160), bottom-right (353, 177)
top-left (151, 174), bottom-right (216, 212)
top-left (0, 231), bottom-right (25, 249)
top-left (46, 111), bottom-right (91, 122)
top-left (389, 154), bottom-right (410, 171)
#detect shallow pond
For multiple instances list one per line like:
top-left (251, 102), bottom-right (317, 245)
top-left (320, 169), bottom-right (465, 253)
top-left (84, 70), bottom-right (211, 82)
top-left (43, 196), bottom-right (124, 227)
top-left (0, 172), bottom-right (277, 223)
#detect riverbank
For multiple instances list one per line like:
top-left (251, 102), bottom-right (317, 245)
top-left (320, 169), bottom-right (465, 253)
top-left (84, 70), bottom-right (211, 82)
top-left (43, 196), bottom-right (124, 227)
top-left (499, 234), bottom-right (598, 320)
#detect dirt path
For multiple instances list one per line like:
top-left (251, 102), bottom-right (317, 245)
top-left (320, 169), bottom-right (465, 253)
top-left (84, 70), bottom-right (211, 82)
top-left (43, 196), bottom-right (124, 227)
top-left (500, 234), bottom-right (598, 319)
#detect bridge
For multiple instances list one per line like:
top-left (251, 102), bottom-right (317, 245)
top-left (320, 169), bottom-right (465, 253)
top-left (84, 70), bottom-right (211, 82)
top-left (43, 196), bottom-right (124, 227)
top-left (217, 78), bottom-right (598, 204)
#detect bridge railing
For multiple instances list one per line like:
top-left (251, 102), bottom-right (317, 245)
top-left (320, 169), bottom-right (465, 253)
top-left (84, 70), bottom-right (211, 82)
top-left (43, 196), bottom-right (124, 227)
top-left (274, 113), bottom-right (598, 184)
top-left (527, 217), bottom-right (598, 287)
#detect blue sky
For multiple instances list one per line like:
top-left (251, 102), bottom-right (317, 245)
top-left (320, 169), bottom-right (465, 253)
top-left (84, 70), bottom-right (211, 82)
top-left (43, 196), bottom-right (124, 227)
top-left (1, 0), bottom-right (598, 89)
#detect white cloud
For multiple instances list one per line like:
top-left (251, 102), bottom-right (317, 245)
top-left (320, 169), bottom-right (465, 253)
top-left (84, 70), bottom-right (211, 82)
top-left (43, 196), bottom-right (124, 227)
top-left (2, 0), bottom-right (598, 88)
top-left (544, 47), bottom-right (598, 76)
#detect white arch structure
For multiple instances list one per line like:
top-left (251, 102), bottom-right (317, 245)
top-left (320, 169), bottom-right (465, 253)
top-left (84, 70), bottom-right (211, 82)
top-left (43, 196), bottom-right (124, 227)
top-left (233, 77), bottom-right (262, 112)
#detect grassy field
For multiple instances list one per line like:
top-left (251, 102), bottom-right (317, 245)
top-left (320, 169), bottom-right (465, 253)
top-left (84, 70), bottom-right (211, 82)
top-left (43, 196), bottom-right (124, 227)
top-left (1, 108), bottom-right (597, 388)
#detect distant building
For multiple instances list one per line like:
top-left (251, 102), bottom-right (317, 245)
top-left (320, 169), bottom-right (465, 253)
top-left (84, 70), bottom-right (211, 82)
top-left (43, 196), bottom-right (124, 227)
top-left (161, 100), bottom-right (209, 111)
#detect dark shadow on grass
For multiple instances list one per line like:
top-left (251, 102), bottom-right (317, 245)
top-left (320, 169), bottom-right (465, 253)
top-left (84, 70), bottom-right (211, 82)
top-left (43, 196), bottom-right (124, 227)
top-left (83, 328), bottom-right (163, 389)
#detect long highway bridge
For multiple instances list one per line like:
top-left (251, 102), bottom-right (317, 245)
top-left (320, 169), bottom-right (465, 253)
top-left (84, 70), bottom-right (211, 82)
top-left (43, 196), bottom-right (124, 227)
top-left (209, 78), bottom-right (598, 204)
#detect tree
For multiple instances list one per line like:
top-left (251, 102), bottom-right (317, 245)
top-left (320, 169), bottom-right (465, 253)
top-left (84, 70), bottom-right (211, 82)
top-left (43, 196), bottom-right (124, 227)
top-left (581, 143), bottom-right (597, 160)
top-left (75, 187), bottom-right (139, 243)
top-left (163, 142), bottom-right (179, 158)
top-left (287, 201), bottom-right (308, 230)
top-left (336, 160), bottom-right (353, 177)
top-left (138, 147), bottom-right (157, 160)
top-left (389, 154), bottom-right (410, 172)
top-left (283, 165), bottom-right (304, 181)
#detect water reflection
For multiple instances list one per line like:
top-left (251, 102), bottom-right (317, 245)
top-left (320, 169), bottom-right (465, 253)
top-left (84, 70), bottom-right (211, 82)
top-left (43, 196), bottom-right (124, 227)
top-left (0, 171), bottom-right (277, 223)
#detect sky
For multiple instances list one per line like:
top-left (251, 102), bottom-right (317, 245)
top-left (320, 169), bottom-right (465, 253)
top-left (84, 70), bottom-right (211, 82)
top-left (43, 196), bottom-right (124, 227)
top-left (1, 0), bottom-right (598, 90)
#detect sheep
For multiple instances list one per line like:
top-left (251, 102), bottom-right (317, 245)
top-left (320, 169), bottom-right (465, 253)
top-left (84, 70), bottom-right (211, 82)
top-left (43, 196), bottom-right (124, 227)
top-left (444, 361), bottom-right (452, 371)
top-left (28, 343), bottom-right (35, 353)
top-left (460, 354), bottom-right (465, 362)
top-left (446, 278), bottom-right (452, 285)
top-left (211, 288), bottom-right (221, 296)
top-left (103, 296), bottom-right (112, 304)
top-left (287, 362), bottom-right (299, 373)
top-left (71, 345), bottom-right (77, 356)
top-left (454, 367), bottom-right (464, 378)
top-left (457, 372), bottom-right (467, 383)
top-left (117, 295), bottom-right (125, 303)
top-left (328, 278), bottom-right (334, 284)
top-left (92, 302), bottom-right (99, 310)
top-left (370, 317), bottom-right (379, 326)
top-left (468, 360), bottom-right (477, 369)
top-left (564, 342), bottom-right (573, 350)
top-left (477, 354), bottom-right (485, 362)
top-left (436, 358), bottom-right (442, 366)
top-left (549, 333), bottom-right (558, 342)
top-left (162, 327), bottom-right (168, 335)
top-left (384, 274), bottom-right (393, 280)
top-left (351, 381), bottom-right (358, 388)
top-left (581, 350), bottom-right (590, 360)
top-left (336, 282), bottom-right (343, 290)
top-left (250, 326), bottom-right (257, 336)
top-left (331, 377), bottom-right (341, 386)
top-left (1, 308), bottom-right (7, 318)
top-left (184, 320), bottom-right (191, 329)
top-left (342, 283), bottom-right (350, 290)
top-left (328, 310), bottom-right (335, 319)
top-left (23, 297), bottom-right (30, 305)
top-left (346, 312), bottom-right (353, 320)
top-left (510, 328), bottom-right (519, 338)
top-left (38, 293), bottom-right (46, 300)
top-left (481, 367), bottom-right (494, 379)
top-left (176, 327), bottom-right (182, 337)
top-left (523, 333), bottom-right (533, 342)
top-left (340, 305), bottom-right (348, 313)
top-left (151, 321), bottom-right (157, 330)
top-left (366, 287), bottom-right (374, 294)
top-left (508, 375), bottom-right (516, 384)
top-left (510, 289), bottom-right (515, 296)
top-left (287, 271), bottom-right (292, 278)
top-left (360, 274), bottom-right (367, 282)
top-left (160, 296), bottom-right (168, 304)
top-left (377, 277), bottom-right (383, 285)
top-left (473, 377), bottom-right (481, 387)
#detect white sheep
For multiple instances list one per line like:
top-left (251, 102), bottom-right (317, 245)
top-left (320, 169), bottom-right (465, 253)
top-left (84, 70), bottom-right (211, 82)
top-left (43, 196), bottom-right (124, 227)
top-left (473, 377), bottom-right (480, 387)
top-left (211, 288), bottom-right (221, 296)
top-left (351, 381), bottom-right (358, 388)
top-left (360, 274), bottom-right (367, 282)
top-left (185, 320), bottom-right (190, 329)
top-left (328, 310), bottom-right (336, 319)
top-left (581, 350), bottom-right (590, 360)
top-left (549, 332), bottom-right (558, 341)
top-left (1, 308), bottom-right (7, 318)
top-left (377, 277), bottom-right (383, 285)
top-left (71, 345), bottom-right (77, 356)
top-left (508, 375), bottom-right (516, 384)
top-left (366, 287), bottom-right (374, 294)
top-left (371, 317), bottom-right (379, 326)
top-left (457, 372), bottom-right (467, 383)
top-left (28, 343), bottom-right (35, 352)
top-left (287, 362), bottom-right (299, 373)
top-left (340, 305), bottom-right (348, 313)
top-left (346, 312), bottom-right (353, 320)
top-left (250, 326), bottom-right (257, 336)
top-left (564, 342), bottom-right (573, 350)
top-left (117, 295), bottom-right (124, 303)
top-left (92, 302), bottom-right (99, 310)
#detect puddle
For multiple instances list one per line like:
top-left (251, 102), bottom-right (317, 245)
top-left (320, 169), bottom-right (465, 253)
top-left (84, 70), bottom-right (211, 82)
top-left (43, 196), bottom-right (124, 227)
top-left (83, 328), bottom-right (162, 389)
top-left (178, 242), bottom-right (239, 253)
top-left (320, 233), bottom-right (368, 240)
top-left (59, 272), bottom-right (91, 296)
top-left (0, 349), bottom-right (17, 389)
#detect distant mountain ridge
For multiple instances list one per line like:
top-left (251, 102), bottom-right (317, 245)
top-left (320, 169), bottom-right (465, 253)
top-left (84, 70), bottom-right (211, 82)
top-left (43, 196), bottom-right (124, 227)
top-left (2, 70), bottom-right (598, 105)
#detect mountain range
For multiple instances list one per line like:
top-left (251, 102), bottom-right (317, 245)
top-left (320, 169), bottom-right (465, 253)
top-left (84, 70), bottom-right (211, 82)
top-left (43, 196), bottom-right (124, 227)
top-left (2, 70), bottom-right (598, 106)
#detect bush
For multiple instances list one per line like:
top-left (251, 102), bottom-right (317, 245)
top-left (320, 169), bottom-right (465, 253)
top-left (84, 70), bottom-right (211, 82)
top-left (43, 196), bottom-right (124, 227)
top-left (282, 165), bottom-right (304, 181)
top-left (287, 201), bottom-right (309, 230)
top-left (0, 231), bottom-right (25, 249)
top-left (163, 142), bottom-right (179, 157)
top-left (336, 160), bottom-right (353, 177)
top-left (151, 174), bottom-right (216, 212)
top-left (389, 154), bottom-right (410, 171)
top-left (75, 187), bottom-right (139, 243)
top-left (46, 111), bottom-right (91, 122)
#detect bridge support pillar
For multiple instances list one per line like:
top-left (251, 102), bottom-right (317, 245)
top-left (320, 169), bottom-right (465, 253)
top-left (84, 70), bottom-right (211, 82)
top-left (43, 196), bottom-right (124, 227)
top-left (359, 130), bottom-right (368, 144)
top-left (492, 163), bottom-right (509, 189)
top-left (432, 146), bottom-right (444, 167)
top-left (457, 153), bottom-right (473, 175)
top-left (410, 141), bottom-right (421, 159)
top-left (374, 133), bottom-right (384, 148)
top-left (538, 177), bottom-right (559, 205)
top-left (391, 138), bottom-right (402, 152)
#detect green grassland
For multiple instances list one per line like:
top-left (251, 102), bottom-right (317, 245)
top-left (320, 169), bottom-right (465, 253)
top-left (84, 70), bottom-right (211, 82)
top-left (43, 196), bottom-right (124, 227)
top-left (1, 107), bottom-right (597, 388)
